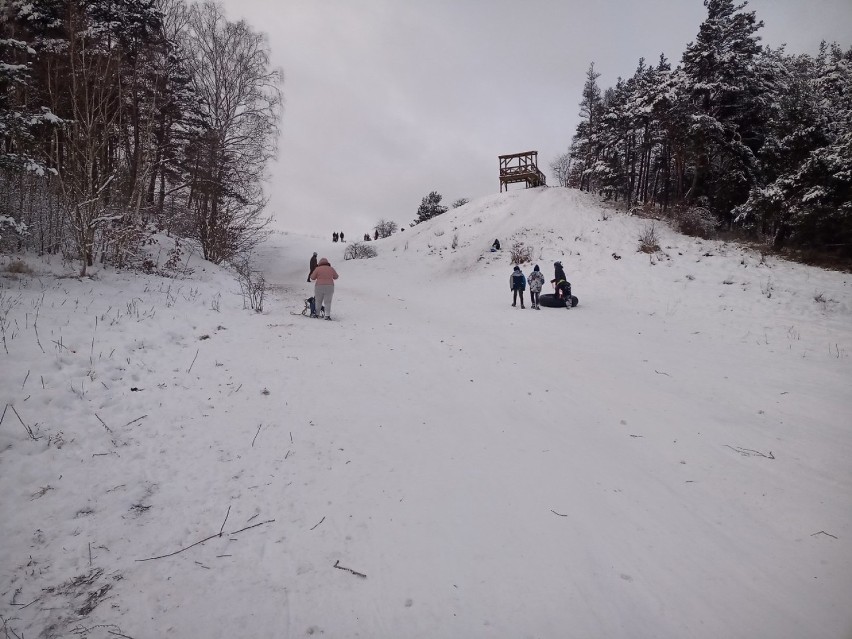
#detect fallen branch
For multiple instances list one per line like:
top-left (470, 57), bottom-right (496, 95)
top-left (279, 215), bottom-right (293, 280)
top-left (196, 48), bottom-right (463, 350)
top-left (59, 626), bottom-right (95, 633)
top-left (310, 516), bottom-right (325, 531)
top-left (550, 510), bottom-right (568, 517)
top-left (654, 370), bottom-right (671, 376)
top-left (333, 559), bottom-right (366, 579)
top-left (136, 519), bottom-right (275, 562)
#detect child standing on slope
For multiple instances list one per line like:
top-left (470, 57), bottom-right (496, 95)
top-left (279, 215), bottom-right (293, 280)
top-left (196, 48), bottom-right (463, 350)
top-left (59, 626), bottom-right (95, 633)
top-left (527, 265), bottom-right (545, 309)
top-left (510, 266), bottom-right (526, 308)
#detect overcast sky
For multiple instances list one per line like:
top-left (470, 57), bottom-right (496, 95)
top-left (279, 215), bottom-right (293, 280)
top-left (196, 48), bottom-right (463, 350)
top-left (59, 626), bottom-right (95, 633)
top-left (217, 0), bottom-right (852, 237)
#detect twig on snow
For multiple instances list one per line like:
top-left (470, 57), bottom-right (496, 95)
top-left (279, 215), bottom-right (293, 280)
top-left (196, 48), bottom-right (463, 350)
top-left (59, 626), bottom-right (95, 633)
top-left (123, 415), bottom-right (147, 428)
top-left (654, 370), bottom-right (671, 376)
top-left (95, 413), bottom-right (113, 433)
top-left (251, 424), bottom-right (262, 447)
top-left (187, 349), bottom-right (199, 373)
top-left (1, 614), bottom-right (24, 639)
top-left (310, 516), bottom-right (325, 531)
top-left (136, 519), bottom-right (275, 562)
top-left (550, 510), bottom-right (568, 517)
top-left (724, 445), bottom-right (774, 459)
top-left (22, 370), bottom-right (29, 389)
top-left (810, 530), bottom-right (838, 539)
top-left (333, 559), bottom-right (367, 579)
top-left (219, 506), bottom-right (231, 537)
top-left (10, 405), bottom-right (38, 440)
top-left (18, 596), bottom-right (41, 610)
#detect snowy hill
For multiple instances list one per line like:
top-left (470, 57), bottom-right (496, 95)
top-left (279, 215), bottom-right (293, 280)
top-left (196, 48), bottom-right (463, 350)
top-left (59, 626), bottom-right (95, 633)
top-left (1, 187), bottom-right (851, 639)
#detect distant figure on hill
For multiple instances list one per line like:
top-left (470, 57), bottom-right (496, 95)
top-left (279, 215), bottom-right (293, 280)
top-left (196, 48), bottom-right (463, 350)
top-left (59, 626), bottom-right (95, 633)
top-left (527, 265), bottom-right (545, 310)
top-left (309, 257), bottom-right (339, 320)
top-left (307, 252), bottom-right (318, 282)
top-left (510, 265), bottom-right (526, 308)
top-left (332, 232), bottom-right (338, 242)
top-left (339, 231), bottom-right (345, 242)
top-left (374, 229), bottom-right (379, 240)
top-left (492, 239), bottom-right (501, 251)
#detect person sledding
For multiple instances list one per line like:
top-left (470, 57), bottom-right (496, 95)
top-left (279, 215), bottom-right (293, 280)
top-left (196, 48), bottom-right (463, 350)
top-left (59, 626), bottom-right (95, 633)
top-left (510, 265), bottom-right (527, 308)
top-left (551, 261), bottom-right (572, 310)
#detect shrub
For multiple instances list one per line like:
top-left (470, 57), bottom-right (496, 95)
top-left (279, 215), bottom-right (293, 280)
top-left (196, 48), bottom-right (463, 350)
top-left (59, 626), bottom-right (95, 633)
top-left (4, 259), bottom-right (33, 275)
top-left (344, 242), bottom-right (377, 260)
top-left (637, 224), bottom-right (660, 254)
top-left (674, 207), bottom-right (717, 239)
top-left (235, 258), bottom-right (266, 313)
top-left (509, 242), bottom-right (533, 264)
top-left (374, 219), bottom-right (398, 238)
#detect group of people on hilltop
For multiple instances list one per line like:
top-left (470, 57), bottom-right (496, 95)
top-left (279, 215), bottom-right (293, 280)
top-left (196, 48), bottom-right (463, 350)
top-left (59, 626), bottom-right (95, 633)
top-left (332, 231), bottom-right (345, 242)
top-left (510, 261), bottom-right (571, 310)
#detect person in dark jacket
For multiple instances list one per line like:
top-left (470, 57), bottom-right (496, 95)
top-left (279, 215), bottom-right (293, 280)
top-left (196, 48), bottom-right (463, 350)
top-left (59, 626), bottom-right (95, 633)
top-left (551, 261), bottom-right (572, 309)
top-left (510, 265), bottom-right (526, 308)
top-left (307, 252), bottom-right (318, 282)
top-left (492, 239), bottom-right (501, 251)
top-left (551, 261), bottom-right (566, 286)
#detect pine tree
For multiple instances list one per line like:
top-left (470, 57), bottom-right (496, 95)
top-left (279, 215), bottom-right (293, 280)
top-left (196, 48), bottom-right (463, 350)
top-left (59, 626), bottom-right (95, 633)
top-left (680, 0), bottom-right (767, 220)
top-left (415, 191), bottom-right (447, 223)
top-left (569, 63), bottom-right (603, 191)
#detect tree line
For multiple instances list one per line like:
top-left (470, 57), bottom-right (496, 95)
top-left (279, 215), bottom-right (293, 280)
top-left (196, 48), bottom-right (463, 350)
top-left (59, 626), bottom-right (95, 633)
top-left (0, 0), bottom-right (282, 274)
top-left (553, 0), bottom-right (851, 258)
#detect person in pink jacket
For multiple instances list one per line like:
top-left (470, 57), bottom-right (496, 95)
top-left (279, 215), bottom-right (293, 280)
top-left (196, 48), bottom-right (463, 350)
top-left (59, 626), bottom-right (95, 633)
top-left (309, 257), bottom-right (339, 320)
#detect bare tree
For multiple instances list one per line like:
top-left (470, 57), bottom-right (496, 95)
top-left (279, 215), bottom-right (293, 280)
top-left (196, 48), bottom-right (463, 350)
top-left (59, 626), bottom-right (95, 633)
top-left (182, 2), bottom-right (282, 264)
top-left (48, 5), bottom-right (124, 275)
top-left (374, 219), bottom-right (397, 238)
top-left (550, 152), bottom-right (572, 187)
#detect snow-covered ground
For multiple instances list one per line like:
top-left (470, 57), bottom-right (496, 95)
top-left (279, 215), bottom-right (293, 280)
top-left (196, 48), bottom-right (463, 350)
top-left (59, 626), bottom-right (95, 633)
top-left (1, 187), bottom-right (850, 639)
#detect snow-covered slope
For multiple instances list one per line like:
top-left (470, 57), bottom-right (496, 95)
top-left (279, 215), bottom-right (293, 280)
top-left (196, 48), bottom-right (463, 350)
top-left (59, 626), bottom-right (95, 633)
top-left (1, 187), bottom-right (851, 639)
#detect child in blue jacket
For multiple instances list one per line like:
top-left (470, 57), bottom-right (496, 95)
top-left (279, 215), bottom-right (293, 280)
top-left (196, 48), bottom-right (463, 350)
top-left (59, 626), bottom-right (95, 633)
top-left (510, 266), bottom-right (526, 308)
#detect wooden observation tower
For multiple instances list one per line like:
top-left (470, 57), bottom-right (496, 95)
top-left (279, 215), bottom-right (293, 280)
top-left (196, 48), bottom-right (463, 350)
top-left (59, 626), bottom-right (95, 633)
top-left (498, 150), bottom-right (546, 192)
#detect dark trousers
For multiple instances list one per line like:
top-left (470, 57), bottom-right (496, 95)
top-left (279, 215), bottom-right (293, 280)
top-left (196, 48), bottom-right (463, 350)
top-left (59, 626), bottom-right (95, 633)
top-left (512, 289), bottom-right (525, 306)
top-left (530, 291), bottom-right (539, 307)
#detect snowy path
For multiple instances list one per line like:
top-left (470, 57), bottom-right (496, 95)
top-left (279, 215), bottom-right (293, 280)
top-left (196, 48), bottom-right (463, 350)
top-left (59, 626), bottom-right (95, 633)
top-left (1, 188), bottom-right (850, 638)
